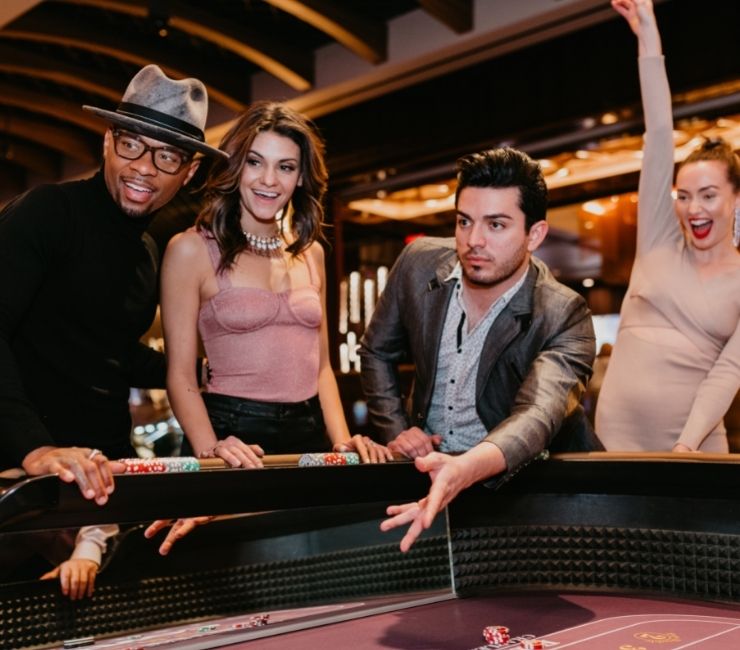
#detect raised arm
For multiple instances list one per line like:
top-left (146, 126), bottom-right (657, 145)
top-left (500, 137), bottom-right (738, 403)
top-left (611, 0), bottom-right (661, 57)
top-left (613, 0), bottom-right (679, 254)
top-left (160, 231), bottom-right (262, 468)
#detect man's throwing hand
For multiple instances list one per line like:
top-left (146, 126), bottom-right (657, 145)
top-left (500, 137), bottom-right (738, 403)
top-left (380, 442), bottom-right (507, 552)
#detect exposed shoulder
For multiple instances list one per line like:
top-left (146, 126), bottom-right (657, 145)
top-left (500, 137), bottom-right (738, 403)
top-left (304, 240), bottom-right (327, 287)
top-left (305, 240), bottom-right (326, 264)
top-left (303, 240), bottom-right (326, 277)
top-left (164, 228), bottom-right (211, 267)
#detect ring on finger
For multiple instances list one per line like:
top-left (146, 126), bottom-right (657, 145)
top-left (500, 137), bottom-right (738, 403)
top-left (88, 449), bottom-right (102, 460)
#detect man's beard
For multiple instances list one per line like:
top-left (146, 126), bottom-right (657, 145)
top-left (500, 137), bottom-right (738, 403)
top-left (119, 204), bottom-right (153, 219)
top-left (459, 241), bottom-right (528, 287)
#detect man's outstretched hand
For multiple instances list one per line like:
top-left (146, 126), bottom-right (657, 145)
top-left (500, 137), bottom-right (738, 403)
top-left (144, 516), bottom-right (215, 556)
top-left (380, 442), bottom-right (507, 551)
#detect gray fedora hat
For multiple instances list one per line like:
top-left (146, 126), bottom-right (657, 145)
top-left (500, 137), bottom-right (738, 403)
top-left (83, 64), bottom-right (227, 159)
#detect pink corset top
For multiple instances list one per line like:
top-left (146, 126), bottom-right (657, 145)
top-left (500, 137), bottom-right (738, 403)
top-left (197, 231), bottom-right (322, 401)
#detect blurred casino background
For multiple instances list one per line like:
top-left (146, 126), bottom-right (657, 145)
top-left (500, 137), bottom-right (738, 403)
top-left (0, 0), bottom-right (737, 452)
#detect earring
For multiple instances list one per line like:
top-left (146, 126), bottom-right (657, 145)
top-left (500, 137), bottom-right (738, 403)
top-left (735, 207), bottom-right (740, 247)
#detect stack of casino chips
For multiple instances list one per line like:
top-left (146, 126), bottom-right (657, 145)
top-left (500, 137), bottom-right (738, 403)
top-left (298, 452), bottom-right (360, 467)
top-left (482, 625), bottom-right (510, 646)
top-left (231, 613), bottom-right (270, 629)
top-left (121, 457), bottom-right (201, 473)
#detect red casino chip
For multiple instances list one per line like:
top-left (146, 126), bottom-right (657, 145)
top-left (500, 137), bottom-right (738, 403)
top-left (519, 640), bottom-right (544, 649)
top-left (231, 613), bottom-right (269, 629)
top-left (482, 625), bottom-right (510, 645)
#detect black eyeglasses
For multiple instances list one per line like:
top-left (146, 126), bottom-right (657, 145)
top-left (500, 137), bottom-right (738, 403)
top-left (111, 130), bottom-right (191, 174)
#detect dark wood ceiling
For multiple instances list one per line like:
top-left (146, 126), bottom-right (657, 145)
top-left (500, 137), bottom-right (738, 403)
top-left (0, 0), bottom-right (737, 205)
top-left (316, 0), bottom-right (739, 197)
top-left (0, 0), bottom-right (474, 195)
top-left (1, 0), bottom-right (737, 293)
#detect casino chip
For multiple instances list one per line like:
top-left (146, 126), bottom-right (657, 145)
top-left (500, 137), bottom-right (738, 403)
top-left (519, 640), bottom-right (544, 649)
top-left (121, 457), bottom-right (200, 473)
top-left (298, 452), bottom-right (361, 467)
top-left (231, 613), bottom-right (269, 629)
top-left (482, 625), bottom-right (510, 646)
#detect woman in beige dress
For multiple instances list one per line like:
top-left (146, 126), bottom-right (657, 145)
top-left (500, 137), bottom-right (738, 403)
top-left (595, 0), bottom-right (740, 452)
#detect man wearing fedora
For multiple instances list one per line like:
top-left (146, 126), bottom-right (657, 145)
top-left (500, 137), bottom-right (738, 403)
top-left (0, 65), bottom-right (225, 500)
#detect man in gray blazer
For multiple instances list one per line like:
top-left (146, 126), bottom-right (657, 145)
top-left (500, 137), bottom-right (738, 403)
top-left (359, 147), bottom-right (601, 551)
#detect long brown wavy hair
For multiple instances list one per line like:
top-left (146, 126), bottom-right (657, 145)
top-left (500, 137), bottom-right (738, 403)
top-left (196, 101), bottom-right (328, 272)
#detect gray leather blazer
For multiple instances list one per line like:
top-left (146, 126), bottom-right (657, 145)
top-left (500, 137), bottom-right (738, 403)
top-left (359, 236), bottom-right (600, 473)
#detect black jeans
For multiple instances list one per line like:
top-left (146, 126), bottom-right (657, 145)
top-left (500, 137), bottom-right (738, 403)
top-left (183, 392), bottom-right (330, 455)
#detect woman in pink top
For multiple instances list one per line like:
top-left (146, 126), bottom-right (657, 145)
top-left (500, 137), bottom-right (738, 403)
top-left (148, 102), bottom-right (392, 553)
top-left (160, 101), bottom-right (391, 465)
top-left (596, 0), bottom-right (740, 452)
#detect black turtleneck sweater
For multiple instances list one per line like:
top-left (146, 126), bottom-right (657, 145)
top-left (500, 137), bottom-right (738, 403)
top-left (0, 171), bottom-right (167, 468)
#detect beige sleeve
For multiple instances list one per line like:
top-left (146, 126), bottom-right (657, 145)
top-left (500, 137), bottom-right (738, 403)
top-left (678, 321), bottom-right (740, 450)
top-left (635, 56), bottom-right (682, 256)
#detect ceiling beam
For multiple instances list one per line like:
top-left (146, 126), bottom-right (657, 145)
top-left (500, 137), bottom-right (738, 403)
top-left (0, 43), bottom-right (123, 101)
top-left (285, 0), bottom-right (621, 123)
top-left (263, 0), bottom-right (387, 64)
top-left (0, 137), bottom-right (60, 178)
top-left (0, 0), bottom-right (41, 27)
top-left (168, 1), bottom-right (314, 92)
top-left (0, 113), bottom-right (98, 164)
top-left (418, 0), bottom-right (473, 34)
top-left (49, 0), bottom-right (314, 91)
top-left (1, 14), bottom-right (248, 111)
top-left (0, 81), bottom-right (106, 133)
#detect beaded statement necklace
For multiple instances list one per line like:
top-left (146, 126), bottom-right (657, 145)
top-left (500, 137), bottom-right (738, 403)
top-left (242, 229), bottom-right (283, 257)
